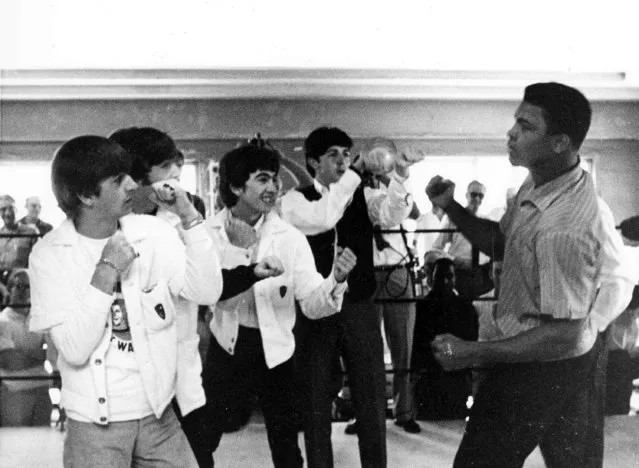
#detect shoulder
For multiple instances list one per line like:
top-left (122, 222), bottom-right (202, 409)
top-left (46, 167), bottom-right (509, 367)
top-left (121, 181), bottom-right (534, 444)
top-left (269, 213), bottom-right (307, 242)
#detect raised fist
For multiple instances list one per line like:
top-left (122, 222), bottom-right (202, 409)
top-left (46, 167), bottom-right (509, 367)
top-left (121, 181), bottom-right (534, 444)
top-left (395, 146), bottom-right (426, 178)
top-left (333, 247), bottom-right (357, 283)
top-left (99, 231), bottom-right (138, 274)
top-left (425, 176), bottom-right (456, 210)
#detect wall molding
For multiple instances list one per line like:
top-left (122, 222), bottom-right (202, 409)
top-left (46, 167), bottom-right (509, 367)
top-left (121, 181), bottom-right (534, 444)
top-left (2, 69), bottom-right (639, 101)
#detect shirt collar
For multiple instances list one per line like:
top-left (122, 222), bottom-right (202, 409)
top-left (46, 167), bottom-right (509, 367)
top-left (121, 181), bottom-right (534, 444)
top-left (519, 161), bottom-right (585, 212)
top-left (313, 179), bottom-right (329, 195)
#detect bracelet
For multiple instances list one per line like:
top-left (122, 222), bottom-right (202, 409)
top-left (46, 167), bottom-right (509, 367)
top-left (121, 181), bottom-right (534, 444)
top-left (97, 258), bottom-right (121, 274)
top-left (181, 213), bottom-right (204, 230)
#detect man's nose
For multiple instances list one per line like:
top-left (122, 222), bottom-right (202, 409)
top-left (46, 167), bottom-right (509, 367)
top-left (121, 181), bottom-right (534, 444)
top-left (125, 175), bottom-right (139, 191)
top-left (168, 162), bottom-right (181, 180)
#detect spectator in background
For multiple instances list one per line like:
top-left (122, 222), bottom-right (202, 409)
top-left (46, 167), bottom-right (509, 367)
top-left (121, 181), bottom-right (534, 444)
top-left (0, 269), bottom-right (52, 426)
top-left (0, 195), bottom-right (38, 284)
top-left (372, 191), bottom-right (422, 433)
top-left (432, 181), bottom-right (492, 298)
top-left (20, 196), bottom-right (53, 236)
top-left (604, 214), bottom-right (639, 415)
top-left (412, 257), bottom-right (477, 420)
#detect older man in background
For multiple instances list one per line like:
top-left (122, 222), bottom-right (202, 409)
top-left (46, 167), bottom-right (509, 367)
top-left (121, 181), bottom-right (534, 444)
top-left (19, 196), bottom-right (53, 237)
top-left (0, 195), bottom-right (38, 284)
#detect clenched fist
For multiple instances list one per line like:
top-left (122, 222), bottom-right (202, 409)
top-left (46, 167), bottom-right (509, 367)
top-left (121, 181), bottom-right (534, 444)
top-left (150, 178), bottom-right (200, 224)
top-left (333, 247), bottom-right (357, 283)
top-left (425, 175), bottom-right (456, 210)
top-left (99, 231), bottom-right (138, 274)
top-left (395, 146), bottom-right (426, 178)
top-left (254, 256), bottom-right (285, 279)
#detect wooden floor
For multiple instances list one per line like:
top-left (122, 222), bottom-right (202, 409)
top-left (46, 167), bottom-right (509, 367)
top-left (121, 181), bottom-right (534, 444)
top-left (1, 415), bottom-right (638, 468)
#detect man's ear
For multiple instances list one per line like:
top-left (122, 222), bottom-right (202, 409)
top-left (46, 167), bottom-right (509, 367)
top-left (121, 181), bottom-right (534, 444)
top-left (76, 193), bottom-right (96, 208)
top-left (230, 184), bottom-right (244, 197)
top-left (307, 158), bottom-right (320, 172)
top-left (551, 134), bottom-right (571, 154)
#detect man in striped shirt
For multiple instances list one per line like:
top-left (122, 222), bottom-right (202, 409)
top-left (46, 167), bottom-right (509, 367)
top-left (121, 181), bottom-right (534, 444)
top-left (426, 82), bottom-right (609, 468)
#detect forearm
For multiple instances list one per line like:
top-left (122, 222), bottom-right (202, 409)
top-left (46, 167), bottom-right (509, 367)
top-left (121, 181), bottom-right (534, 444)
top-left (280, 170), bottom-right (360, 235)
top-left (444, 201), bottom-right (504, 258)
top-left (49, 294), bottom-right (112, 366)
top-left (366, 176), bottom-right (411, 227)
top-left (176, 224), bottom-right (223, 305)
top-left (476, 318), bottom-right (587, 365)
top-left (299, 273), bottom-right (347, 319)
top-left (220, 265), bottom-right (259, 301)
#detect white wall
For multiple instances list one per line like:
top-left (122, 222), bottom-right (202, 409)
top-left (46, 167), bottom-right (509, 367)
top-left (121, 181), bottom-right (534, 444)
top-left (2, 0), bottom-right (636, 71)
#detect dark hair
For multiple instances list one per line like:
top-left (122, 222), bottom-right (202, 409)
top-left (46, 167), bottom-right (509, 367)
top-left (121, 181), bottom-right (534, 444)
top-left (523, 82), bottom-right (592, 150)
top-left (303, 126), bottom-right (353, 177)
top-left (218, 138), bottom-right (280, 208)
top-left (432, 257), bottom-right (455, 286)
top-left (108, 127), bottom-right (179, 183)
top-left (51, 136), bottom-right (131, 218)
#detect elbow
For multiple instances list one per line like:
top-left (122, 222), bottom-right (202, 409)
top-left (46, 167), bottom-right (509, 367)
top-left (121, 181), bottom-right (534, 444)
top-left (59, 346), bottom-right (92, 367)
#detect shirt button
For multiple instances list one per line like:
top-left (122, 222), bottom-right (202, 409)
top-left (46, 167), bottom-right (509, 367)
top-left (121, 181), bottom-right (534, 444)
top-left (230, 338), bottom-right (235, 343)
top-left (98, 398), bottom-right (106, 404)
top-left (228, 347), bottom-right (233, 353)
top-left (105, 322), bottom-right (109, 328)
top-left (95, 359), bottom-right (102, 365)
top-left (100, 417), bottom-right (107, 422)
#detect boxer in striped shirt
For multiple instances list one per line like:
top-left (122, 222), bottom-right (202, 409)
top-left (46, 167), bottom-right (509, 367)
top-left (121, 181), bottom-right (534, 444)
top-left (426, 82), bottom-right (617, 468)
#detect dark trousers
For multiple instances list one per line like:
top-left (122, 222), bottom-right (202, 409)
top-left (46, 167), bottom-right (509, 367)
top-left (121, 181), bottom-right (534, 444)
top-left (185, 327), bottom-right (303, 468)
top-left (454, 333), bottom-right (607, 468)
top-left (301, 296), bottom-right (387, 468)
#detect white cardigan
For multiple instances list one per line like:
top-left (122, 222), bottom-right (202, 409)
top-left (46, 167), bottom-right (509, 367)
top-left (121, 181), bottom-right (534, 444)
top-left (206, 209), bottom-right (346, 369)
top-left (29, 214), bottom-right (222, 424)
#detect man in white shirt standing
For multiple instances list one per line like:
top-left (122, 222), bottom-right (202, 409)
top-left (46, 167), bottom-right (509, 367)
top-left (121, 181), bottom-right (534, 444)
top-left (190, 138), bottom-right (357, 468)
top-left (279, 128), bottom-right (424, 468)
top-left (29, 136), bottom-right (223, 468)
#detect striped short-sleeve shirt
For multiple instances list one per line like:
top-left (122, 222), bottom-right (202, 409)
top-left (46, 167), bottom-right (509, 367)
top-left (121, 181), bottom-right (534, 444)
top-left (488, 163), bottom-right (604, 358)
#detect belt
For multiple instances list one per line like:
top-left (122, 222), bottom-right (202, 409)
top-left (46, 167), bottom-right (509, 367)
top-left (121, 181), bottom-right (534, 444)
top-left (375, 263), bottom-right (410, 272)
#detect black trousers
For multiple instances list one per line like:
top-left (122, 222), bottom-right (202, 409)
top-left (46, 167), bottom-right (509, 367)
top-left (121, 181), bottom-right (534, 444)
top-left (299, 296), bottom-right (387, 468)
top-left (185, 327), bottom-right (303, 468)
top-left (454, 333), bottom-right (608, 468)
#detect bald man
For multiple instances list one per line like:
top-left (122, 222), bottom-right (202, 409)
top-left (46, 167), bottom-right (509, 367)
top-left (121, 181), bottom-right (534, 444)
top-left (19, 196), bottom-right (53, 236)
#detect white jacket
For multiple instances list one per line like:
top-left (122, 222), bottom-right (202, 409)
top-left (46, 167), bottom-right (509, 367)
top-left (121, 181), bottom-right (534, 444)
top-left (29, 214), bottom-right (222, 424)
top-left (206, 209), bottom-right (346, 369)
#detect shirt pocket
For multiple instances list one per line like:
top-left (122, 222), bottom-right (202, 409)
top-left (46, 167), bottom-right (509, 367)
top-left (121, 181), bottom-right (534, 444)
top-left (140, 279), bottom-right (175, 332)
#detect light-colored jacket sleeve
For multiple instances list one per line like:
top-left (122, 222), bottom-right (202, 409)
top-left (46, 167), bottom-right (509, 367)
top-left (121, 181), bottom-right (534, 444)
top-left (292, 231), bottom-right (347, 319)
top-left (364, 172), bottom-right (412, 228)
top-left (590, 199), bottom-right (637, 331)
top-left (29, 243), bottom-right (114, 366)
top-left (279, 170), bottom-right (361, 236)
top-left (164, 223), bottom-right (223, 306)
